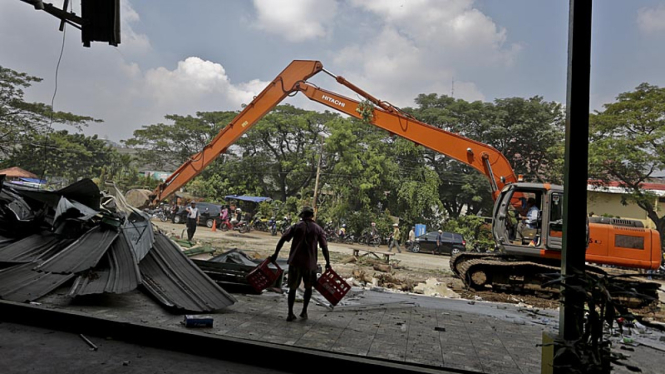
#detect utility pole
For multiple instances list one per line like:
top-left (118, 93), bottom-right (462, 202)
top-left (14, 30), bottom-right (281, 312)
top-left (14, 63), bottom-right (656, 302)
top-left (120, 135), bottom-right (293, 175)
top-left (312, 136), bottom-right (324, 219)
top-left (545, 1), bottom-right (593, 374)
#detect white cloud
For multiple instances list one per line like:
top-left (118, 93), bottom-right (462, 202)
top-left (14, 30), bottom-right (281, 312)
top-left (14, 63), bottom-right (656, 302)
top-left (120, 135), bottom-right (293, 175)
top-left (119, 0), bottom-right (151, 53)
top-left (252, 0), bottom-right (338, 42)
top-left (637, 5), bottom-right (665, 34)
top-left (328, 0), bottom-right (519, 106)
top-left (142, 57), bottom-right (269, 113)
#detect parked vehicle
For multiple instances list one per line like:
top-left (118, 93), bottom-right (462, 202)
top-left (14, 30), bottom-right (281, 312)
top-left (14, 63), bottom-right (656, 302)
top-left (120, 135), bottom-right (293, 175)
top-left (147, 207), bottom-right (169, 222)
top-left (359, 230), bottom-right (381, 247)
top-left (411, 231), bottom-right (466, 255)
top-left (233, 220), bottom-right (251, 233)
top-left (250, 215), bottom-right (269, 232)
top-left (268, 217), bottom-right (277, 236)
top-left (173, 202), bottom-right (223, 228)
top-left (279, 216), bottom-right (292, 234)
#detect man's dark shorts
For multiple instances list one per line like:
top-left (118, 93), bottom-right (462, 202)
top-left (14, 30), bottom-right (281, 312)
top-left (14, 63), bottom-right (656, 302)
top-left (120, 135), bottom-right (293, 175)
top-left (287, 266), bottom-right (316, 289)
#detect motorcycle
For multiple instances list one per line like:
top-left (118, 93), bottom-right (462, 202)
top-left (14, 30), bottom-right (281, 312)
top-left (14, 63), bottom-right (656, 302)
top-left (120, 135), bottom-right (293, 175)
top-left (148, 208), bottom-right (169, 222)
top-left (232, 220), bottom-right (251, 233)
top-left (359, 231), bottom-right (381, 247)
top-left (279, 216), bottom-right (292, 234)
top-left (268, 217), bottom-right (277, 236)
top-left (250, 216), bottom-right (268, 232)
top-left (342, 234), bottom-right (356, 244)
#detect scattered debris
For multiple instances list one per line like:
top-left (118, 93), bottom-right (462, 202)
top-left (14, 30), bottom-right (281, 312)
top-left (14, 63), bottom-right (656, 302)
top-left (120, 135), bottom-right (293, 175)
top-left (412, 278), bottom-right (459, 298)
top-left (434, 326), bottom-right (446, 332)
top-left (374, 273), bottom-right (414, 291)
top-left (79, 334), bottom-right (98, 351)
top-left (340, 256), bottom-right (357, 264)
top-left (372, 264), bottom-right (391, 273)
top-left (182, 315), bottom-right (214, 328)
top-left (333, 300), bottom-right (416, 311)
top-left (0, 179), bottom-right (236, 313)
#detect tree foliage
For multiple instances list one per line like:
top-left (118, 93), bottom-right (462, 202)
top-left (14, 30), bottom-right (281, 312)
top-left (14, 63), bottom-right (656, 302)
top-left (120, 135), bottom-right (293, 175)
top-left (124, 91), bottom-right (568, 236)
top-left (0, 66), bottom-right (135, 189)
top-left (589, 83), bottom-right (665, 240)
top-left (123, 111), bottom-right (238, 170)
top-left (7, 130), bottom-right (120, 186)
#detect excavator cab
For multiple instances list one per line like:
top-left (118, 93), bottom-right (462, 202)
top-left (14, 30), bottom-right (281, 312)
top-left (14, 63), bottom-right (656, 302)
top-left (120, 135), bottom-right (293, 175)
top-left (492, 182), bottom-right (562, 260)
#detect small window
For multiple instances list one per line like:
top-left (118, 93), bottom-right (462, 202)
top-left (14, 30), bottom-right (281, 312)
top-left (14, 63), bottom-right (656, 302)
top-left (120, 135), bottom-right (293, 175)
top-left (443, 233), bottom-right (453, 240)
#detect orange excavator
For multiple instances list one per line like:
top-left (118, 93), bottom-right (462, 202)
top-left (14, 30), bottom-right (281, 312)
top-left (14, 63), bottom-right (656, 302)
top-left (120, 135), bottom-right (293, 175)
top-left (152, 60), bottom-right (662, 304)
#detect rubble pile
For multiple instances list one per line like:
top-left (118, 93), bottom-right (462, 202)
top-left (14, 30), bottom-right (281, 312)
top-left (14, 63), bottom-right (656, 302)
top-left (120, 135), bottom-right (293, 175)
top-left (0, 177), bottom-right (235, 312)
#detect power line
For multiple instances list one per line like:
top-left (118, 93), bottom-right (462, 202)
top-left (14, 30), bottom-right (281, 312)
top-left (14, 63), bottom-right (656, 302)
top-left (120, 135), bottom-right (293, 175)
top-left (40, 0), bottom-right (70, 184)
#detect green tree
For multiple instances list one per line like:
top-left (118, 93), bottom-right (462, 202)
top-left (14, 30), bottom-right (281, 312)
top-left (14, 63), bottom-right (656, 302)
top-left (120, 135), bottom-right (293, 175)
top-left (8, 130), bottom-right (122, 186)
top-left (404, 94), bottom-right (495, 217)
top-left (0, 65), bottom-right (101, 166)
top-left (485, 96), bottom-right (565, 183)
top-left (404, 94), bottom-right (565, 218)
top-left (123, 111), bottom-right (238, 170)
top-left (231, 105), bottom-right (336, 201)
top-left (589, 83), bottom-right (665, 242)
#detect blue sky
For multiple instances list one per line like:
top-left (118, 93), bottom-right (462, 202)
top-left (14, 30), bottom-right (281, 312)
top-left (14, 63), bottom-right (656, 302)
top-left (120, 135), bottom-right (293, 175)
top-left (1, 0), bottom-right (664, 142)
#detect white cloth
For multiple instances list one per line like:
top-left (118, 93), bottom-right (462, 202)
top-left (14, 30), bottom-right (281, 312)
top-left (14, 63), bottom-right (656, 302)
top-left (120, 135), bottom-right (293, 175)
top-left (187, 207), bottom-right (199, 219)
top-left (525, 206), bottom-right (539, 228)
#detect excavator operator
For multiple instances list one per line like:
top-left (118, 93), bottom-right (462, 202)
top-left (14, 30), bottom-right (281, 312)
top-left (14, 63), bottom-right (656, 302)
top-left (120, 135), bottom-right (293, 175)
top-left (515, 197), bottom-right (539, 243)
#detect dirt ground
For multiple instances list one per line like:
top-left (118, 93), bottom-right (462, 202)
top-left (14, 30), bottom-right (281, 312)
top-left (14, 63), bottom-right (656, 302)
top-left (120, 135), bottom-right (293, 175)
top-left (154, 220), bottom-right (665, 320)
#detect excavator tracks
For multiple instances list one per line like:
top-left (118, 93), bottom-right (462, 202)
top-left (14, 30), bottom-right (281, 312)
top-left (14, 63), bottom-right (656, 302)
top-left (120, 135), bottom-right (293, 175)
top-left (450, 252), bottom-right (660, 308)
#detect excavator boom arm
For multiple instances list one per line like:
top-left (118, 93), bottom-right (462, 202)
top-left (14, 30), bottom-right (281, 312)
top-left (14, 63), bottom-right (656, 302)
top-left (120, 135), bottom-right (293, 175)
top-left (153, 60), bottom-right (516, 203)
top-left (153, 60), bottom-right (323, 203)
top-left (295, 81), bottom-right (517, 193)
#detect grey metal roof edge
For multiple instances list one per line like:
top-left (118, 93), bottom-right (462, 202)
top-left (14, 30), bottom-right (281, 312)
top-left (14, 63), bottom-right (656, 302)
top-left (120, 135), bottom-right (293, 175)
top-left (0, 263), bottom-right (75, 302)
top-left (35, 226), bottom-right (119, 274)
top-left (68, 231), bottom-right (142, 297)
top-left (138, 232), bottom-right (236, 312)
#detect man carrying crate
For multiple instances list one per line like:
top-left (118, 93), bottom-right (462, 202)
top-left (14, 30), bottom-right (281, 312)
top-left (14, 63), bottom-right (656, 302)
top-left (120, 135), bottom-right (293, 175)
top-left (270, 206), bottom-right (331, 322)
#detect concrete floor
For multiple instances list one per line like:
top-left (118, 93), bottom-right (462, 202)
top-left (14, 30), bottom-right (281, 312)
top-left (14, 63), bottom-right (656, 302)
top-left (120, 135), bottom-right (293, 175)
top-left (0, 322), bottom-right (287, 374)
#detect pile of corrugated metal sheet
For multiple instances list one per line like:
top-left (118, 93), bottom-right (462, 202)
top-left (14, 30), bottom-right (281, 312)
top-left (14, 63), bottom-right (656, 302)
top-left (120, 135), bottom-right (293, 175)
top-left (0, 178), bottom-right (236, 313)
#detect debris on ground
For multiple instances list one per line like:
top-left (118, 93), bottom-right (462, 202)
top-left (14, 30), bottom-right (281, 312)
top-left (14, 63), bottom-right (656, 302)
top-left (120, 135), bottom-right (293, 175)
top-left (352, 268), bottom-right (372, 284)
top-left (372, 263), bottom-right (391, 273)
top-left (182, 315), bottom-right (214, 328)
top-left (0, 179), bottom-right (236, 313)
top-left (413, 278), bottom-right (460, 298)
top-left (340, 256), bottom-right (357, 264)
top-left (374, 273), bottom-right (415, 292)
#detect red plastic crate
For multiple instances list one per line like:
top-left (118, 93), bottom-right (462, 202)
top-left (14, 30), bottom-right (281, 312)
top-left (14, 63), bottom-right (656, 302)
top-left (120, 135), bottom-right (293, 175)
top-left (246, 258), bottom-right (283, 292)
top-left (314, 268), bottom-right (351, 306)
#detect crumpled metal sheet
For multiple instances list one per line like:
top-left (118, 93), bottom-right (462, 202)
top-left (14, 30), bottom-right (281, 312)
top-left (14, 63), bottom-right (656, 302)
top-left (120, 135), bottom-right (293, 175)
top-left (0, 232), bottom-right (71, 263)
top-left (69, 231), bottom-right (141, 296)
top-left (0, 263), bottom-right (74, 302)
top-left (209, 248), bottom-right (260, 266)
top-left (0, 189), bottom-right (35, 222)
top-left (139, 232), bottom-right (236, 312)
top-left (54, 196), bottom-right (99, 224)
top-left (15, 178), bottom-right (101, 211)
top-left (0, 235), bottom-right (15, 249)
top-left (34, 225), bottom-right (118, 274)
top-left (122, 211), bottom-right (154, 262)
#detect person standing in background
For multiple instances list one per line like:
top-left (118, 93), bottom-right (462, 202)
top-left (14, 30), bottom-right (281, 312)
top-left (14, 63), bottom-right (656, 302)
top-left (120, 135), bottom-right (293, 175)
top-left (185, 201), bottom-right (199, 242)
